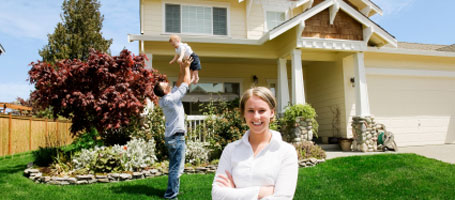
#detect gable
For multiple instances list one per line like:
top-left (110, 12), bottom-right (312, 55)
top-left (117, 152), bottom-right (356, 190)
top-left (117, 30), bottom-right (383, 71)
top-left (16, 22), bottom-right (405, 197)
top-left (302, 9), bottom-right (363, 41)
top-left (265, 0), bottom-right (396, 48)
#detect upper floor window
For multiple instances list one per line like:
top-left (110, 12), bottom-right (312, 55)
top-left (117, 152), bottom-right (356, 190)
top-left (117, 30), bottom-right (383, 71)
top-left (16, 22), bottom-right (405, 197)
top-left (266, 11), bottom-right (285, 31)
top-left (165, 4), bottom-right (227, 36)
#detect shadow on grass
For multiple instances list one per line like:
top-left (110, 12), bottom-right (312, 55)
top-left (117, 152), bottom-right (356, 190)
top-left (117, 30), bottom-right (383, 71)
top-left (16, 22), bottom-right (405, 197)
top-left (0, 164), bottom-right (27, 184)
top-left (110, 184), bottom-right (166, 198)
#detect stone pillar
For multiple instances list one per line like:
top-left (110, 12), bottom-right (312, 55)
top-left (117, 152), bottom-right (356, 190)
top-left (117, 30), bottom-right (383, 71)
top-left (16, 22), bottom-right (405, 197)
top-left (282, 117), bottom-right (314, 146)
top-left (277, 58), bottom-right (290, 113)
top-left (350, 52), bottom-right (376, 152)
top-left (351, 116), bottom-right (378, 152)
top-left (291, 49), bottom-right (305, 105)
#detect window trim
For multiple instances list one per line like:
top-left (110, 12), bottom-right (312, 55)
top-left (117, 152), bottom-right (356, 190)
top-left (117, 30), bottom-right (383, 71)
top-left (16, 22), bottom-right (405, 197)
top-left (162, 1), bottom-right (230, 36)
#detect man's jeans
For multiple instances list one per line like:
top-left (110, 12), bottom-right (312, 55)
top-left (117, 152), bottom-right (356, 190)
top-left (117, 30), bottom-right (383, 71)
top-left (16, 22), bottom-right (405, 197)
top-left (164, 133), bottom-right (185, 199)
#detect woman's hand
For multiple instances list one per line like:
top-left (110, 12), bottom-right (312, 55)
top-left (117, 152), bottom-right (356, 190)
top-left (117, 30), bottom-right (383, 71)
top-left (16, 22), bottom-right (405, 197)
top-left (258, 186), bottom-right (274, 199)
top-left (215, 170), bottom-right (236, 188)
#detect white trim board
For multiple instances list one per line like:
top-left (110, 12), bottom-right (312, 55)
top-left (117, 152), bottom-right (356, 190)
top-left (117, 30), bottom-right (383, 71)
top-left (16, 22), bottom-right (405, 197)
top-left (366, 68), bottom-right (455, 78)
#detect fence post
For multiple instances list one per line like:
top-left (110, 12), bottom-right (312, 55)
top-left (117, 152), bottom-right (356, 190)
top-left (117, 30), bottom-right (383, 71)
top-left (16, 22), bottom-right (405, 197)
top-left (29, 118), bottom-right (32, 151)
top-left (8, 113), bottom-right (12, 155)
top-left (45, 118), bottom-right (48, 147)
top-left (56, 119), bottom-right (59, 146)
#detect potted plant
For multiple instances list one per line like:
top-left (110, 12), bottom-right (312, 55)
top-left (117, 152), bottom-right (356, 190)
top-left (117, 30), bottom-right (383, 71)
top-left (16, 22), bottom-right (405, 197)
top-left (339, 138), bottom-right (353, 151)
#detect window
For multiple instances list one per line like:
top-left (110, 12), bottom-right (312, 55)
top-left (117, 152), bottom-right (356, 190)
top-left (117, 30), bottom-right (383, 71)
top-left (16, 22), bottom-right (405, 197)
top-left (165, 4), bottom-right (228, 35)
top-left (266, 11), bottom-right (285, 31)
top-left (180, 82), bottom-right (240, 115)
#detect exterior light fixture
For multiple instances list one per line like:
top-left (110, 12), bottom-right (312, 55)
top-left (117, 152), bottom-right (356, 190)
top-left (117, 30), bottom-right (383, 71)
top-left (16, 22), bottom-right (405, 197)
top-left (350, 77), bottom-right (355, 87)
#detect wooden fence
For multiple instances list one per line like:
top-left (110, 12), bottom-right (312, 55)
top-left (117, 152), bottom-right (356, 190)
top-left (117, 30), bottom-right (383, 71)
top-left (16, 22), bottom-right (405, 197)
top-left (0, 114), bottom-right (73, 156)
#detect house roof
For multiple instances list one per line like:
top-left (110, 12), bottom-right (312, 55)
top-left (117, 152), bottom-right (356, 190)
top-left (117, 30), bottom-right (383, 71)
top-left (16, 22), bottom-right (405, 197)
top-left (382, 42), bottom-right (455, 52)
top-left (436, 44), bottom-right (455, 52)
top-left (0, 44), bottom-right (4, 55)
top-left (368, 42), bottom-right (455, 57)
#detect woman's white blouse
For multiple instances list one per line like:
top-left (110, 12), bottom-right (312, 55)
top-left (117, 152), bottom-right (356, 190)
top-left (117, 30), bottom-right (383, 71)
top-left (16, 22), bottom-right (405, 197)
top-left (212, 130), bottom-right (298, 200)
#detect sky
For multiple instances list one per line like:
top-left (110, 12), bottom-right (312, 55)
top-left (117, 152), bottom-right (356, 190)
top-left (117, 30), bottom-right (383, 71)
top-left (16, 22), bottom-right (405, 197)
top-left (0, 0), bottom-right (454, 103)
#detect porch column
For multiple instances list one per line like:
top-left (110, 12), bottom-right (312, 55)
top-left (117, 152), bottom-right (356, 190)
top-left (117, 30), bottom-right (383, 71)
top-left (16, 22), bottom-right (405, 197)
top-left (145, 53), bottom-right (153, 70)
top-left (291, 49), bottom-right (305, 105)
top-left (353, 52), bottom-right (370, 116)
top-left (277, 58), bottom-right (290, 113)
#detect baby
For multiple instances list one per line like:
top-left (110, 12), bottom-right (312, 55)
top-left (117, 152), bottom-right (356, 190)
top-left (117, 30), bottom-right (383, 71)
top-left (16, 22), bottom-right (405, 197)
top-left (169, 35), bottom-right (201, 84)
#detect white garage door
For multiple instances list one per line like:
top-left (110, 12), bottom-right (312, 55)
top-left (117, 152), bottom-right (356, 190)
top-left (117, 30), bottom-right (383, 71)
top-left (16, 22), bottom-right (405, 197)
top-left (367, 75), bottom-right (455, 146)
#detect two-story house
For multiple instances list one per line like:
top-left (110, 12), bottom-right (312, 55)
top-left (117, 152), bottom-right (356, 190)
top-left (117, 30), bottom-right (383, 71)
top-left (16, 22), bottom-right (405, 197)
top-left (128, 0), bottom-right (455, 147)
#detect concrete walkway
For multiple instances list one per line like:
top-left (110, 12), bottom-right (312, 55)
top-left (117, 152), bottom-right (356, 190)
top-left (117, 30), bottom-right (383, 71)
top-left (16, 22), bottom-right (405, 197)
top-left (322, 144), bottom-right (455, 164)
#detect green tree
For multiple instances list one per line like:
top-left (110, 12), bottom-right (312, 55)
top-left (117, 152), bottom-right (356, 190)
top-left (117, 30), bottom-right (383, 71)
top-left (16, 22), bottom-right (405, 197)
top-left (39, 0), bottom-right (112, 63)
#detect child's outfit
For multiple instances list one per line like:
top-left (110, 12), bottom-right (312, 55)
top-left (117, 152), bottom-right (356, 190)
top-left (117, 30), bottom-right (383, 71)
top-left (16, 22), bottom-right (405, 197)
top-left (175, 42), bottom-right (201, 72)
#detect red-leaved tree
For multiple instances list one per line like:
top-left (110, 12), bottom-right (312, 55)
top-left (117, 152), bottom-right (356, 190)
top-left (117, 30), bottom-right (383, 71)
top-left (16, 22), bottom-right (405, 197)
top-left (28, 49), bottom-right (166, 136)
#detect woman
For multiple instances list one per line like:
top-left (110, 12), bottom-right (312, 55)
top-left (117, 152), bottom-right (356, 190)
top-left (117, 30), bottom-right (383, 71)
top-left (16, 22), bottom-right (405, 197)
top-left (212, 87), bottom-right (298, 200)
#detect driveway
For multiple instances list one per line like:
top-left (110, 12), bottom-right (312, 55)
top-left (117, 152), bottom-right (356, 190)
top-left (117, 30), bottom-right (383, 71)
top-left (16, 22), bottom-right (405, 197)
top-left (323, 144), bottom-right (455, 164)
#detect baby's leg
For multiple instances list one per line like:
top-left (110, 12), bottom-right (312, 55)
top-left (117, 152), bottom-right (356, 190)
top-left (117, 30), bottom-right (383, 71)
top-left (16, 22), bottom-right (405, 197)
top-left (191, 70), bottom-right (199, 84)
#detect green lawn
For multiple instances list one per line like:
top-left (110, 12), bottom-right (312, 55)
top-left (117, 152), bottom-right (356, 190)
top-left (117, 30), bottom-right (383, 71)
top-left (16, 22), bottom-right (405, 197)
top-left (0, 153), bottom-right (453, 199)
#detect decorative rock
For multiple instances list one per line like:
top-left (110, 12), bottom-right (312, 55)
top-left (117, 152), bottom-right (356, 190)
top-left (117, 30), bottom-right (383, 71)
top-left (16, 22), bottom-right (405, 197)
top-left (150, 169), bottom-right (158, 174)
top-left (119, 173), bottom-right (132, 180)
top-left (52, 177), bottom-right (65, 181)
top-left (76, 174), bottom-right (94, 180)
top-left (96, 175), bottom-right (108, 179)
top-left (67, 177), bottom-right (77, 184)
top-left (97, 179), bottom-right (110, 183)
top-left (133, 172), bottom-right (143, 179)
top-left (24, 169), bottom-right (40, 175)
top-left (309, 158), bottom-right (317, 164)
top-left (49, 181), bottom-right (59, 185)
top-left (59, 181), bottom-right (70, 185)
top-left (76, 180), bottom-right (88, 185)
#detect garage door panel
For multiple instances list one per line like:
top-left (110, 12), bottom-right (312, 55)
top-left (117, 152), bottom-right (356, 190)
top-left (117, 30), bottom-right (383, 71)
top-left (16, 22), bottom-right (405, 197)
top-left (367, 75), bottom-right (455, 146)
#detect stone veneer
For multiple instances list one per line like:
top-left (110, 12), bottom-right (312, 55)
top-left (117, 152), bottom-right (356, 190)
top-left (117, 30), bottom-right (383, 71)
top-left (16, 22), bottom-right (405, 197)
top-left (24, 158), bottom-right (325, 185)
top-left (282, 117), bottom-right (314, 145)
top-left (351, 116), bottom-right (381, 152)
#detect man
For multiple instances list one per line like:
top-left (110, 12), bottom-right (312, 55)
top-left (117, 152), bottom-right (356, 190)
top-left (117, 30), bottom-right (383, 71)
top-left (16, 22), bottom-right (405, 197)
top-left (153, 58), bottom-right (193, 199)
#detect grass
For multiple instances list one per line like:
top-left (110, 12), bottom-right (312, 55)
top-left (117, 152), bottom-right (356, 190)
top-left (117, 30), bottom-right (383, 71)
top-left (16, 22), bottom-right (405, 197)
top-left (0, 153), bottom-right (453, 199)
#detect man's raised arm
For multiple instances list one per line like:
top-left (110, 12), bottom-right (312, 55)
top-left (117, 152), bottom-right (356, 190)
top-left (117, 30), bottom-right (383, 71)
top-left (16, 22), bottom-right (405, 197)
top-left (176, 57), bottom-right (192, 87)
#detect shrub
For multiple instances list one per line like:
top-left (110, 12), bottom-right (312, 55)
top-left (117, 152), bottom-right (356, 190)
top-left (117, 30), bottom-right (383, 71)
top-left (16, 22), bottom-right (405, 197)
top-left (33, 147), bottom-right (61, 167)
top-left (130, 106), bottom-right (167, 161)
top-left (295, 141), bottom-right (326, 160)
top-left (185, 140), bottom-right (210, 166)
top-left (61, 128), bottom-right (104, 154)
top-left (28, 49), bottom-right (166, 139)
top-left (200, 101), bottom-right (248, 161)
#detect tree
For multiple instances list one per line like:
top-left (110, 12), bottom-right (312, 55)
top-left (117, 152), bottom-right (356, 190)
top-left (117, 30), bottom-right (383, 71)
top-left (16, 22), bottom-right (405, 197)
top-left (39, 0), bottom-right (112, 63)
top-left (29, 49), bottom-right (166, 138)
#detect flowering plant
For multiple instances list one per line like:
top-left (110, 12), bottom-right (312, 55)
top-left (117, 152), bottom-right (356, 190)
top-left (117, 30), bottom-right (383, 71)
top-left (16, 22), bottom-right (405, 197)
top-left (185, 140), bottom-right (210, 166)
